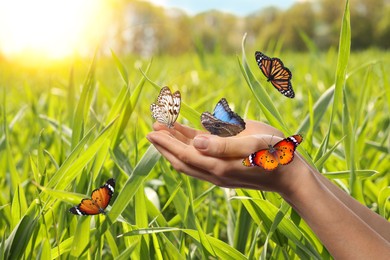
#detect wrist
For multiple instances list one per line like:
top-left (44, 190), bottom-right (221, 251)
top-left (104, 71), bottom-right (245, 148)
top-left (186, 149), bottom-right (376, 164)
top-left (277, 155), bottom-right (318, 204)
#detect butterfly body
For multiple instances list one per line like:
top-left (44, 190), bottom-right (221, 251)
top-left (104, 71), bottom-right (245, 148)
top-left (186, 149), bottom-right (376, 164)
top-left (201, 98), bottom-right (245, 137)
top-left (69, 178), bottom-right (115, 216)
top-left (243, 135), bottom-right (303, 171)
top-left (255, 51), bottom-right (295, 98)
top-left (151, 86), bottom-right (181, 128)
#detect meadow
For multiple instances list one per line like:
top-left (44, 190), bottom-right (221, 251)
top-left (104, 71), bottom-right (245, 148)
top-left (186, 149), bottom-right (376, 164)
top-left (1, 6), bottom-right (390, 260)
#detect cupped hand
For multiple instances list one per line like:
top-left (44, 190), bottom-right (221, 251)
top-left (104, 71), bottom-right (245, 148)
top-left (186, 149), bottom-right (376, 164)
top-left (147, 120), bottom-right (309, 195)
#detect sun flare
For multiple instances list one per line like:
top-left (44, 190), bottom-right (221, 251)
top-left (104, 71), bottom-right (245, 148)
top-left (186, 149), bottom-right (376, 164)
top-left (0, 0), bottom-right (107, 61)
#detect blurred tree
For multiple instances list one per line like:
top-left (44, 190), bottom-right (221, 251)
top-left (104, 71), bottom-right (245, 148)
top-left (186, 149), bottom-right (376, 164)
top-left (193, 11), bottom-right (242, 53)
top-left (100, 0), bottom-right (390, 55)
top-left (317, 0), bottom-right (344, 49)
top-left (350, 0), bottom-right (385, 50)
top-left (279, 2), bottom-right (316, 51)
top-left (374, 4), bottom-right (390, 49)
top-left (245, 7), bottom-right (283, 51)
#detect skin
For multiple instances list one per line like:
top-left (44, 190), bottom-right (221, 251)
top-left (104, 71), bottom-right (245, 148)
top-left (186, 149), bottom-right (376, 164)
top-left (147, 120), bottom-right (390, 259)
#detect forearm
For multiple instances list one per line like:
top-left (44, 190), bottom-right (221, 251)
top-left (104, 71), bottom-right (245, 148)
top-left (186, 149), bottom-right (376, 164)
top-left (300, 156), bottom-right (390, 242)
top-left (281, 165), bottom-right (390, 258)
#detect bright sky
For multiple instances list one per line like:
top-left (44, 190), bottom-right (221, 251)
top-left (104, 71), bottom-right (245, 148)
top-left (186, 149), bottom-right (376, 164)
top-left (0, 0), bottom-right (300, 62)
top-left (144, 0), bottom-right (298, 16)
top-left (0, 0), bottom-right (107, 61)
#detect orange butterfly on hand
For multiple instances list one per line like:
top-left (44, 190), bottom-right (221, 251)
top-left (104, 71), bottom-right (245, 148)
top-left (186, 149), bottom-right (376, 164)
top-left (255, 51), bottom-right (295, 98)
top-left (242, 135), bottom-right (303, 171)
top-left (69, 178), bottom-right (115, 216)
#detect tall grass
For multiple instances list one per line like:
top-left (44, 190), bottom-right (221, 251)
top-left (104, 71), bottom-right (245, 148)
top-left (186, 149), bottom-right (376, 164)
top-left (1, 1), bottom-right (389, 259)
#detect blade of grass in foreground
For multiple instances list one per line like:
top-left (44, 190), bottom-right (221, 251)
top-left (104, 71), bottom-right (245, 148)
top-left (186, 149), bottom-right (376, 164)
top-left (238, 33), bottom-right (288, 134)
top-left (70, 216), bottom-right (90, 258)
top-left (108, 55), bottom-right (151, 149)
top-left (4, 212), bottom-right (38, 260)
top-left (320, 0), bottom-right (351, 160)
top-left (71, 54), bottom-right (97, 149)
top-left (47, 118), bottom-right (117, 191)
top-left (98, 145), bottom-right (161, 233)
top-left (121, 227), bottom-right (247, 260)
top-left (235, 189), bottom-right (326, 258)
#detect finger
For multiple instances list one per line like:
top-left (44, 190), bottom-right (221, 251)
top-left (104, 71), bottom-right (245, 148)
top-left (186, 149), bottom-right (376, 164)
top-left (150, 141), bottom-right (211, 180)
top-left (152, 122), bottom-right (207, 145)
top-left (147, 131), bottom-right (270, 178)
top-left (193, 134), bottom-right (282, 158)
top-left (242, 120), bottom-right (285, 137)
top-left (151, 141), bottom-right (270, 189)
top-left (153, 122), bottom-right (206, 138)
top-left (173, 122), bottom-right (207, 139)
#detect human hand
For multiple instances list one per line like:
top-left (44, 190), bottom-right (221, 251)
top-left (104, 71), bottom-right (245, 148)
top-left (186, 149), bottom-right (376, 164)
top-left (147, 120), bottom-right (311, 196)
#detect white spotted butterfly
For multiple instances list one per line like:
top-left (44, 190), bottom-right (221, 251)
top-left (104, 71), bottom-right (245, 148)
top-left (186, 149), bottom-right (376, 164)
top-left (150, 86), bottom-right (181, 128)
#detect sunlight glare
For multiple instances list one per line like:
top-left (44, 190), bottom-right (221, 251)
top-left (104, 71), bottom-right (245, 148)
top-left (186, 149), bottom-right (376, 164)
top-left (0, 0), bottom-right (106, 60)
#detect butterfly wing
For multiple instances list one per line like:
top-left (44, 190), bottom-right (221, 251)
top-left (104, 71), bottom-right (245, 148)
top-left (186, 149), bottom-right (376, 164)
top-left (201, 98), bottom-right (245, 137)
top-left (69, 178), bottom-right (115, 216)
top-left (255, 51), bottom-right (272, 79)
top-left (255, 51), bottom-right (295, 98)
top-left (269, 58), bottom-right (294, 98)
top-left (242, 149), bottom-right (279, 170)
top-left (201, 112), bottom-right (244, 137)
top-left (242, 153), bottom-right (258, 167)
top-left (252, 148), bottom-right (280, 171)
top-left (213, 98), bottom-right (245, 125)
top-left (70, 198), bottom-right (101, 215)
top-left (272, 134), bottom-right (303, 165)
top-left (151, 86), bottom-right (181, 128)
top-left (242, 135), bottom-right (303, 171)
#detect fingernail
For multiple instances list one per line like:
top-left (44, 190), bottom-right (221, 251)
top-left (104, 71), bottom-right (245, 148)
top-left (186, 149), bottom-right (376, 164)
top-left (194, 136), bottom-right (209, 150)
top-left (146, 133), bottom-right (155, 143)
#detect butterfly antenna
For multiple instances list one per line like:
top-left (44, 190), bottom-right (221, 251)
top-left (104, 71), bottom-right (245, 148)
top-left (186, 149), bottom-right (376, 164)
top-left (260, 134), bottom-right (274, 147)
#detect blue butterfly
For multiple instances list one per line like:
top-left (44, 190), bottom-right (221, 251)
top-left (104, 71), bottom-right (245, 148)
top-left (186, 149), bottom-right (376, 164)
top-left (201, 98), bottom-right (246, 137)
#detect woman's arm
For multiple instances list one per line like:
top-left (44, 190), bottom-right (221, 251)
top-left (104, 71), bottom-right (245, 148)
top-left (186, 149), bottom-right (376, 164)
top-left (279, 156), bottom-right (390, 259)
top-left (147, 121), bottom-right (390, 258)
top-left (310, 166), bottom-right (390, 242)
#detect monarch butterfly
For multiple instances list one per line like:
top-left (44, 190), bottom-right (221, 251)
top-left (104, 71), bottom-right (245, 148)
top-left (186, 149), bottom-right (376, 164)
top-left (150, 86), bottom-right (181, 128)
top-left (69, 178), bottom-right (115, 215)
top-left (201, 98), bottom-right (246, 137)
top-left (242, 135), bottom-right (303, 171)
top-left (255, 51), bottom-right (295, 98)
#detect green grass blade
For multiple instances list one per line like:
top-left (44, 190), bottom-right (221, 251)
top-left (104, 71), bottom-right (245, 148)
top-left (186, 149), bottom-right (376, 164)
top-left (323, 170), bottom-right (378, 179)
top-left (109, 62), bottom-right (151, 149)
top-left (297, 86), bottom-right (334, 135)
top-left (111, 50), bottom-right (129, 85)
top-left (378, 187), bottom-right (390, 217)
top-left (314, 136), bottom-right (345, 169)
top-left (47, 118), bottom-right (117, 191)
top-left (323, 0), bottom-right (351, 153)
top-left (71, 55), bottom-right (97, 149)
top-left (260, 201), bottom-right (290, 260)
top-left (70, 217), bottom-right (90, 258)
top-left (51, 237), bottom-right (73, 259)
top-left (104, 145), bottom-right (161, 226)
top-left (10, 184), bottom-right (28, 229)
top-left (235, 189), bottom-right (324, 258)
top-left (4, 212), bottom-right (38, 259)
top-left (238, 34), bottom-right (287, 133)
top-left (122, 227), bottom-right (247, 260)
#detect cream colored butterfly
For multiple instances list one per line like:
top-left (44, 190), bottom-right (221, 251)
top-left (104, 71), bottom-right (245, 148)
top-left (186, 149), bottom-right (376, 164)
top-left (150, 86), bottom-right (181, 128)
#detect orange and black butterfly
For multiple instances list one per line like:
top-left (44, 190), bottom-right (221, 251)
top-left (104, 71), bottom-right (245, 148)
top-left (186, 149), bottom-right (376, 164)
top-left (242, 135), bottom-right (303, 171)
top-left (69, 178), bottom-right (115, 216)
top-left (255, 51), bottom-right (295, 98)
